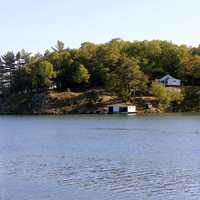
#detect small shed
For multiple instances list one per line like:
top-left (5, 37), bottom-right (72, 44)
top-left (145, 103), bottom-right (153, 109)
top-left (108, 105), bottom-right (136, 114)
top-left (159, 75), bottom-right (181, 87)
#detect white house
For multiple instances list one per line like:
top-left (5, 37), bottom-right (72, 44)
top-left (108, 105), bottom-right (136, 114)
top-left (159, 74), bottom-right (181, 87)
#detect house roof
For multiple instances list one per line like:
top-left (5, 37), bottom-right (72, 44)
top-left (159, 74), bottom-right (180, 81)
top-left (108, 104), bottom-right (135, 107)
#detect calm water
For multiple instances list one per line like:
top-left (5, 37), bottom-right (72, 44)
top-left (0, 114), bottom-right (200, 200)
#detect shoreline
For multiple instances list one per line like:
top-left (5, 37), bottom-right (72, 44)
top-left (0, 90), bottom-right (198, 115)
top-left (0, 111), bottom-right (199, 116)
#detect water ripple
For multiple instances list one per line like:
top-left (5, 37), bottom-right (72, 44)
top-left (1, 155), bottom-right (200, 199)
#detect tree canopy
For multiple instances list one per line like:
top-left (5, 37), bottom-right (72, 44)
top-left (1, 39), bottom-right (200, 105)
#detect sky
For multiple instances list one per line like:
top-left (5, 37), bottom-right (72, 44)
top-left (0, 0), bottom-right (200, 54)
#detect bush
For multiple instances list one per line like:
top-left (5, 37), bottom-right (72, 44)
top-left (152, 81), bottom-right (183, 111)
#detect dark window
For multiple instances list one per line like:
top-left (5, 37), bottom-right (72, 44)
top-left (119, 107), bottom-right (128, 112)
top-left (108, 106), bottom-right (113, 113)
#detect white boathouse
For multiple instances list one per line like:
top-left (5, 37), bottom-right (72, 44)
top-left (108, 105), bottom-right (136, 114)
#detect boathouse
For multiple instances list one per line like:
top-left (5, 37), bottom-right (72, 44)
top-left (108, 105), bottom-right (136, 114)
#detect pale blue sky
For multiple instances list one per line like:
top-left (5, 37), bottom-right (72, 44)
top-left (0, 0), bottom-right (200, 54)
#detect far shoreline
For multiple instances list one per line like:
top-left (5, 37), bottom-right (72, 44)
top-left (0, 90), bottom-right (199, 115)
top-left (0, 112), bottom-right (200, 116)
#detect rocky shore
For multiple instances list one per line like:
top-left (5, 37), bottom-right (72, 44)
top-left (0, 91), bottom-right (161, 115)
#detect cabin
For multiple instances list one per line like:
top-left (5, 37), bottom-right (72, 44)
top-left (159, 74), bottom-right (181, 87)
top-left (108, 105), bottom-right (136, 114)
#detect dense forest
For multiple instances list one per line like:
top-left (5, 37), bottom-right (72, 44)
top-left (1, 39), bottom-right (200, 112)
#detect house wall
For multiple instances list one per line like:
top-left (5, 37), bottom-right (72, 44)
top-left (167, 79), bottom-right (181, 86)
top-left (113, 106), bottom-right (120, 112)
top-left (128, 106), bottom-right (136, 113)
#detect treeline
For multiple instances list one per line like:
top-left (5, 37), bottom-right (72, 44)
top-left (1, 39), bottom-right (200, 109)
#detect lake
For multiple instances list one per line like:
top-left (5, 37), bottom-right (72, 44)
top-left (0, 114), bottom-right (200, 200)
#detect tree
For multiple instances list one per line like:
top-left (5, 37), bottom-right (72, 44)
top-left (190, 56), bottom-right (200, 85)
top-left (152, 81), bottom-right (183, 111)
top-left (177, 55), bottom-right (200, 86)
top-left (17, 49), bottom-right (31, 63)
top-left (125, 40), bottom-right (162, 79)
top-left (90, 64), bottom-right (109, 87)
top-left (109, 55), bottom-right (148, 100)
top-left (52, 40), bottom-right (65, 52)
top-left (78, 42), bottom-right (110, 87)
top-left (11, 67), bottom-right (32, 93)
top-left (182, 86), bottom-right (200, 111)
top-left (72, 64), bottom-right (90, 85)
top-left (30, 60), bottom-right (56, 91)
top-left (2, 51), bottom-right (15, 66)
top-left (96, 44), bottom-right (121, 71)
top-left (30, 53), bottom-right (43, 62)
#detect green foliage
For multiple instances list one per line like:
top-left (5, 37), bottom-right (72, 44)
top-left (17, 49), bottom-right (31, 63)
top-left (152, 81), bottom-right (169, 110)
top-left (72, 64), bottom-right (90, 85)
top-left (11, 67), bottom-right (32, 93)
top-left (30, 53), bottom-right (43, 62)
top-left (109, 55), bottom-right (148, 100)
top-left (152, 81), bottom-right (183, 111)
top-left (182, 86), bottom-right (200, 111)
top-left (2, 51), bottom-right (15, 65)
top-left (30, 60), bottom-right (56, 91)
top-left (52, 40), bottom-right (65, 52)
top-left (2, 39), bottom-right (200, 113)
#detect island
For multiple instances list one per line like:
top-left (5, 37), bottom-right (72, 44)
top-left (0, 39), bottom-right (200, 114)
